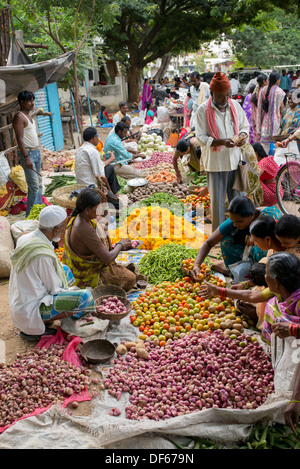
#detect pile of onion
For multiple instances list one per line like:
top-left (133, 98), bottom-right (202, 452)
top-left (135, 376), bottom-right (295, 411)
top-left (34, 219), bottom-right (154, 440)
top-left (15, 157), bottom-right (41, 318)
top-left (104, 331), bottom-right (274, 420)
top-left (0, 344), bottom-right (92, 428)
top-left (96, 296), bottom-right (127, 315)
top-left (133, 152), bottom-right (173, 169)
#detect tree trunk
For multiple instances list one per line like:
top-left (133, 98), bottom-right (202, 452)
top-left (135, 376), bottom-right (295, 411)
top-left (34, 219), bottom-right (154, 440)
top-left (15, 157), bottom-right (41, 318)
top-left (72, 56), bottom-right (83, 137)
top-left (127, 64), bottom-right (143, 104)
top-left (153, 55), bottom-right (171, 82)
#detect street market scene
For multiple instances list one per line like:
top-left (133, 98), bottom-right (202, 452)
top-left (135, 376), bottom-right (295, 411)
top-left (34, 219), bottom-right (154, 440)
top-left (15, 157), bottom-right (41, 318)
top-left (0, 0), bottom-right (300, 451)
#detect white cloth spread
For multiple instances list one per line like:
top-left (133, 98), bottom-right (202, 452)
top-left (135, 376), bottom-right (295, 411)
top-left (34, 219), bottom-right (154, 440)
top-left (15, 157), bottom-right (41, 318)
top-left (9, 229), bottom-right (68, 335)
top-left (75, 141), bottom-right (105, 185)
top-left (19, 112), bottom-right (39, 148)
top-left (195, 99), bottom-right (250, 172)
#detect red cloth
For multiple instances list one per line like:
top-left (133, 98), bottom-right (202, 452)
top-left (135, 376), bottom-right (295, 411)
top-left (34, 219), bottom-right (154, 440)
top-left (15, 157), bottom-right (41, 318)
top-left (259, 156), bottom-right (282, 206)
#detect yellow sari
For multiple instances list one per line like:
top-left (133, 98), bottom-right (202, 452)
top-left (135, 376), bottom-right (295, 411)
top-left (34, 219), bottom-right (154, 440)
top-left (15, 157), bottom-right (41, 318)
top-left (62, 217), bottom-right (110, 289)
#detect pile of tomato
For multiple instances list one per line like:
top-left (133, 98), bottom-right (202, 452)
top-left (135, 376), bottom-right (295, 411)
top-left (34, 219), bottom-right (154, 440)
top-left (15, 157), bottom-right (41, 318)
top-left (54, 247), bottom-right (64, 261)
top-left (181, 193), bottom-right (211, 209)
top-left (130, 264), bottom-right (250, 346)
top-left (181, 258), bottom-right (195, 272)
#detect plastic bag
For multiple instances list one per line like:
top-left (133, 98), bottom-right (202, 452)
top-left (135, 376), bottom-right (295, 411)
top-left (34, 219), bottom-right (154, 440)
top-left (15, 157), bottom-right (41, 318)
top-left (229, 245), bottom-right (253, 283)
top-left (157, 106), bottom-right (169, 123)
top-left (0, 153), bottom-right (10, 187)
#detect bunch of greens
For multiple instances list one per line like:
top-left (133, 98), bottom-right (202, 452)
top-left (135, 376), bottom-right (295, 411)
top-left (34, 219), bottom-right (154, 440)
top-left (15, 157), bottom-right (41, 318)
top-left (138, 243), bottom-right (198, 284)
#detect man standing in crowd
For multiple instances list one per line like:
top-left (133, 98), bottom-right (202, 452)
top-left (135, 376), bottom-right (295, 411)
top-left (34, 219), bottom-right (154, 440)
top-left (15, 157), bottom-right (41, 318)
top-left (103, 121), bottom-right (145, 179)
top-left (188, 71), bottom-right (210, 129)
top-left (13, 90), bottom-right (50, 217)
top-left (229, 73), bottom-right (241, 96)
top-left (195, 71), bottom-right (250, 231)
top-left (280, 69), bottom-right (291, 94)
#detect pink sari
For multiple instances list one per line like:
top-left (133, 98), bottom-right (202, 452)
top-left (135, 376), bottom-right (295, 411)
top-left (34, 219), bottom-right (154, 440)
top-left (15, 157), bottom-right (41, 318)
top-left (262, 288), bottom-right (300, 345)
top-left (257, 85), bottom-right (285, 145)
top-left (141, 83), bottom-right (153, 111)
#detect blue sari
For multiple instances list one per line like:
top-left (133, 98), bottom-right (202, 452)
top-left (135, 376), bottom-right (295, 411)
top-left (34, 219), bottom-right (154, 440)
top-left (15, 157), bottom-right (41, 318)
top-left (219, 206), bottom-right (282, 274)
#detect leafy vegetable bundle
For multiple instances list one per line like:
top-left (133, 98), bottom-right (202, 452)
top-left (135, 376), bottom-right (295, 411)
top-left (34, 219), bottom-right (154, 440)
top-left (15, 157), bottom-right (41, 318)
top-left (44, 175), bottom-right (77, 198)
top-left (138, 243), bottom-right (199, 284)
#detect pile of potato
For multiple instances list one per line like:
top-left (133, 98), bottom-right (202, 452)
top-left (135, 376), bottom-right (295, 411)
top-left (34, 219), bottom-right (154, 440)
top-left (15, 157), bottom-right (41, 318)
top-left (126, 181), bottom-right (189, 205)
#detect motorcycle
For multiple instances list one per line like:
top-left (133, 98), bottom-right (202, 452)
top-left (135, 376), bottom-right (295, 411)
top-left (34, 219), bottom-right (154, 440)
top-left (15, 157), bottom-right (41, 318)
top-left (232, 94), bottom-right (244, 105)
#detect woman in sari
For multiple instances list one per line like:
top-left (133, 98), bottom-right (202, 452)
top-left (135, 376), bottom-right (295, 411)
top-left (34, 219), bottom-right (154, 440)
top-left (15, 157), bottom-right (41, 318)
top-left (191, 195), bottom-right (282, 279)
top-left (250, 73), bottom-right (268, 143)
top-left (257, 71), bottom-right (286, 153)
top-left (141, 78), bottom-right (153, 111)
top-left (242, 84), bottom-right (255, 144)
top-left (252, 142), bottom-right (282, 206)
top-left (198, 251), bottom-right (300, 432)
top-left (62, 187), bottom-right (137, 291)
top-left (275, 88), bottom-right (300, 161)
top-left (144, 101), bottom-right (156, 125)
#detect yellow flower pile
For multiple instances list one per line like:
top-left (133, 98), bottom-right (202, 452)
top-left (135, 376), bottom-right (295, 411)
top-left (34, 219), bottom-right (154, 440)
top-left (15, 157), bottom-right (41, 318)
top-left (109, 206), bottom-right (207, 250)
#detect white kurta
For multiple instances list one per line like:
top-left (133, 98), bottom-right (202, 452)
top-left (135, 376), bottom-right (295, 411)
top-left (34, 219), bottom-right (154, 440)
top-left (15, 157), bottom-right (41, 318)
top-left (9, 230), bottom-right (68, 335)
top-left (194, 99), bottom-right (250, 172)
top-left (75, 141), bottom-right (105, 186)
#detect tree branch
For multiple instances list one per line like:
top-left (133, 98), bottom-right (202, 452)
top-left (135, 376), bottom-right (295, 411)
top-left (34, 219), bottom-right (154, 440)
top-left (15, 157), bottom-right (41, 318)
top-left (27, 6), bottom-right (66, 52)
top-left (76, 0), bottom-right (96, 53)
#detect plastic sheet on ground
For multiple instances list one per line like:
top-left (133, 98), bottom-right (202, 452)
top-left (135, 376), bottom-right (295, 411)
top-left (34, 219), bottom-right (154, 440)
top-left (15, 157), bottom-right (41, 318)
top-left (0, 315), bottom-right (294, 448)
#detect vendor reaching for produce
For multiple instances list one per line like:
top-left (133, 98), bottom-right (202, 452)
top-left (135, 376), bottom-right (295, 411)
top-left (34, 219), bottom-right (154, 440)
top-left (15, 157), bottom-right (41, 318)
top-left (103, 122), bottom-right (146, 180)
top-left (191, 195), bottom-right (282, 279)
top-left (9, 205), bottom-right (97, 341)
top-left (62, 186), bottom-right (137, 291)
top-left (173, 130), bottom-right (203, 183)
top-left (75, 127), bottom-right (120, 198)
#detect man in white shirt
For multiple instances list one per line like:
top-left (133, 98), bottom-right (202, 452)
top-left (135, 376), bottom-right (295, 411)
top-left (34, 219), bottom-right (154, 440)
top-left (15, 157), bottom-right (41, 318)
top-left (195, 71), bottom-right (250, 231)
top-left (229, 73), bottom-right (241, 96)
top-left (9, 205), bottom-right (96, 341)
top-left (75, 127), bottom-right (120, 196)
top-left (188, 71), bottom-right (210, 129)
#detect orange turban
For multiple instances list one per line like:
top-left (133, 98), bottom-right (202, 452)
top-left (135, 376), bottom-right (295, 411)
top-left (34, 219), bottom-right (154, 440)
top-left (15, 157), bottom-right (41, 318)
top-left (209, 72), bottom-right (231, 93)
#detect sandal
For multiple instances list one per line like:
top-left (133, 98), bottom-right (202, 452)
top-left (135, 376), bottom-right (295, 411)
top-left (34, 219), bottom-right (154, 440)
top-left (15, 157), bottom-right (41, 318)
top-left (20, 327), bottom-right (57, 342)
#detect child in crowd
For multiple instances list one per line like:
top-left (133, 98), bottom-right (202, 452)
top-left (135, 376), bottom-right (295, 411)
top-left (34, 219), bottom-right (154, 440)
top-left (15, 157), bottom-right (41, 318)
top-left (274, 214), bottom-right (300, 260)
top-left (252, 142), bottom-right (282, 206)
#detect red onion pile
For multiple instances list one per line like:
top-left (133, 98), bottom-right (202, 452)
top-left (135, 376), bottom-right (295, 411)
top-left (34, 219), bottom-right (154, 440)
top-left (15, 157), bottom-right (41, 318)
top-left (134, 151), bottom-right (173, 170)
top-left (104, 331), bottom-right (274, 420)
top-left (97, 297), bottom-right (127, 315)
top-left (0, 344), bottom-right (92, 428)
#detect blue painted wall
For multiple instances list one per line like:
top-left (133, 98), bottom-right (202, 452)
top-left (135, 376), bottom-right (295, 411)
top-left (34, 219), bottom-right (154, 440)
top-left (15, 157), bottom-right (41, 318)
top-left (35, 83), bottom-right (64, 151)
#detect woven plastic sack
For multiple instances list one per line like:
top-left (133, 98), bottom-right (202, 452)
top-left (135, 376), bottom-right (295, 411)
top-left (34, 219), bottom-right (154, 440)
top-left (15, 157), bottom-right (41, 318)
top-left (0, 216), bottom-right (14, 278)
top-left (10, 219), bottom-right (39, 242)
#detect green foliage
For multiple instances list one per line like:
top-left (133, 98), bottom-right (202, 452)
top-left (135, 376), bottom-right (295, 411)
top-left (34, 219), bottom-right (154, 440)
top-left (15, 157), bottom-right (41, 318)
top-left (227, 8), bottom-right (300, 68)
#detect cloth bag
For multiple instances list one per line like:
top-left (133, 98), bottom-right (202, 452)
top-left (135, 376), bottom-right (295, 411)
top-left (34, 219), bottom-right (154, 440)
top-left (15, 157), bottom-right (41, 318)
top-left (229, 244), bottom-right (253, 283)
top-left (232, 149), bottom-right (250, 192)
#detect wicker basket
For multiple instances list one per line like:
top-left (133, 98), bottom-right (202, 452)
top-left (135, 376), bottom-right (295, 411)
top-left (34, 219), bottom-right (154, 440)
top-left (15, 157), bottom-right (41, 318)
top-left (80, 339), bottom-right (116, 364)
top-left (95, 295), bottom-right (132, 321)
top-left (52, 184), bottom-right (86, 209)
top-left (92, 284), bottom-right (127, 301)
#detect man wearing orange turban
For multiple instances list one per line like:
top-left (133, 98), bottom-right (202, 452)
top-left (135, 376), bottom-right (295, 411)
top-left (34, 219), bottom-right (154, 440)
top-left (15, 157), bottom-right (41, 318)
top-left (194, 71), bottom-right (250, 231)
